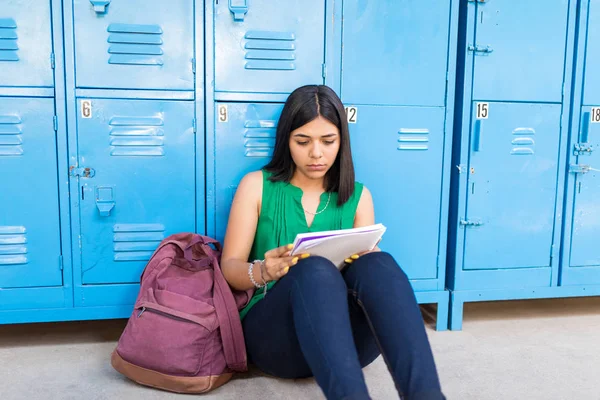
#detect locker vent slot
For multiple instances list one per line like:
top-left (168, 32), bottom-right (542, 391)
top-left (107, 23), bottom-right (164, 66)
top-left (0, 114), bottom-right (23, 156)
top-left (113, 224), bottom-right (164, 262)
top-left (0, 226), bottom-right (28, 265)
top-left (244, 31), bottom-right (296, 71)
top-left (0, 18), bottom-right (18, 62)
top-left (398, 128), bottom-right (429, 151)
top-left (244, 119), bottom-right (276, 157)
top-left (109, 116), bottom-right (165, 156)
top-left (511, 127), bottom-right (535, 155)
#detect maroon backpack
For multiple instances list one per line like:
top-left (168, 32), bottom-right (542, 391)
top-left (111, 233), bottom-right (253, 393)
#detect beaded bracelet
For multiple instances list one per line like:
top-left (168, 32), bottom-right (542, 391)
top-left (248, 261), bottom-right (265, 289)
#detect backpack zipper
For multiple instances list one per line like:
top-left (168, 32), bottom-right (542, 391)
top-left (136, 305), bottom-right (202, 325)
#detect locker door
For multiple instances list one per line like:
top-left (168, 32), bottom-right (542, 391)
top-left (349, 106), bottom-right (446, 280)
top-left (472, 0), bottom-right (569, 102)
top-left (341, 1), bottom-right (452, 106)
top-left (214, 103), bottom-right (283, 242)
top-left (584, 0), bottom-right (600, 106)
top-left (0, 1), bottom-right (53, 88)
top-left (214, 0), bottom-right (325, 94)
top-left (463, 102), bottom-right (561, 271)
top-left (73, 0), bottom-right (194, 90)
top-left (563, 0), bottom-right (600, 282)
top-left (77, 99), bottom-right (195, 284)
top-left (567, 108), bottom-right (600, 270)
top-left (0, 98), bottom-right (62, 288)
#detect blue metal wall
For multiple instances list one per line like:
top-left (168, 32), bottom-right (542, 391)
top-left (1, 0), bottom-right (598, 330)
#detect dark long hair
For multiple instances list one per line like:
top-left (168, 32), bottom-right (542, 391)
top-left (264, 85), bottom-right (355, 206)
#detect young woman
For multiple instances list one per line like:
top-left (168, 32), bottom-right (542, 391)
top-left (221, 85), bottom-right (445, 400)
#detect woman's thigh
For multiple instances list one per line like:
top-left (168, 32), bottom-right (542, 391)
top-left (242, 257), bottom-right (380, 379)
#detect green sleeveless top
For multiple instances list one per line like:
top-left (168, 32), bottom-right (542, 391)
top-left (239, 169), bottom-right (364, 320)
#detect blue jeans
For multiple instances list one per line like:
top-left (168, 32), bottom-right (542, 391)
top-left (242, 253), bottom-right (445, 400)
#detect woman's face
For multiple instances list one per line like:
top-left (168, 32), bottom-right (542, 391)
top-left (289, 116), bottom-right (341, 181)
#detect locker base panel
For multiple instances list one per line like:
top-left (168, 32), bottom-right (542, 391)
top-left (449, 285), bottom-right (600, 331)
top-left (0, 305), bottom-right (133, 325)
top-left (0, 284), bottom-right (450, 330)
top-left (415, 290), bottom-right (450, 332)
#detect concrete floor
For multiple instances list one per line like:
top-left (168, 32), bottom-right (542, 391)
top-left (1, 297), bottom-right (599, 400)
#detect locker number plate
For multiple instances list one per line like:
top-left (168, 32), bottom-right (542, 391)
top-left (476, 102), bottom-right (489, 119)
top-left (218, 105), bottom-right (228, 123)
top-left (345, 106), bottom-right (358, 124)
top-left (591, 108), bottom-right (600, 123)
top-left (81, 100), bottom-right (92, 119)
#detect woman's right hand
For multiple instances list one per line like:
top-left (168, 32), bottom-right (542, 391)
top-left (262, 244), bottom-right (309, 281)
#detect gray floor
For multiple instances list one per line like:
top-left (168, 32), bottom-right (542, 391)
top-left (1, 297), bottom-right (599, 400)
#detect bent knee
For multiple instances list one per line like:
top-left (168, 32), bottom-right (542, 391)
top-left (286, 256), bottom-right (343, 285)
top-left (355, 252), bottom-right (409, 280)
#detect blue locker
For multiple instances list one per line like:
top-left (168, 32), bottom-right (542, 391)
top-left (72, 0), bottom-right (194, 90)
top-left (470, 0), bottom-right (569, 103)
top-left (214, 0), bottom-right (325, 95)
top-left (448, 0), bottom-right (582, 330)
top-left (75, 99), bottom-right (195, 286)
top-left (212, 102), bottom-right (282, 242)
top-left (565, 108), bottom-right (600, 276)
top-left (341, 2), bottom-right (452, 106)
top-left (561, 0), bottom-right (600, 285)
top-left (0, 1), bottom-right (54, 88)
top-left (461, 103), bottom-right (561, 277)
top-left (0, 98), bottom-right (62, 288)
top-left (349, 106), bottom-right (446, 288)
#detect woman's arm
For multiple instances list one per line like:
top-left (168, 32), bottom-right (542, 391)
top-left (220, 171), bottom-right (264, 291)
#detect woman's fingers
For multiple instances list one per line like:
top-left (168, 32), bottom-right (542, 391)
top-left (264, 244), bottom-right (294, 259)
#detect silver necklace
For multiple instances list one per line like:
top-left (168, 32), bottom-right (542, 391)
top-left (304, 192), bottom-right (331, 216)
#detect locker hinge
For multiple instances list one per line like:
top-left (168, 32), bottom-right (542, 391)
top-left (322, 63), bottom-right (327, 80)
top-left (50, 52), bottom-right (55, 69)
top-left (53, 116), bottom-right (58, 131)
top-left (574, 143), bottom-right (594, 155)
top-left (69, 166), bottom-right (96, 178)
top-left (459, 219), bottom-right (483, 227)
top-left (59, 255), bottom-right (64, 271)
top-left (192, 118), bottom-right (197, 134)
top-left (191, 58), bottom-right (196, 74)
top-left (468, 44), bottom-right (493, 54)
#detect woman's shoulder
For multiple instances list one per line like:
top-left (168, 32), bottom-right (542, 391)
top-left (236, 170), bottom-right (264, 202)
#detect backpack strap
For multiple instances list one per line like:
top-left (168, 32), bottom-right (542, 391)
top-left (202, 243), bottom-right (248, 372)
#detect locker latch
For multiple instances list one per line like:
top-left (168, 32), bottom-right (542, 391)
top-left (574, 143), bottom-right (594, 155)
top-left (69, 167), bottom-right (96, 178)
top-left (467, 0), bottom-right (486, 2)
top-left (96, 186), bottom-right (115, 217)
top-left (89, 0), bottom-right (110, 13)
top-left (229, 0), bottom-right (249, 21)
top-left (569, 164), bottom-right (591, 174)
top-left (468, 44), bottom-right (494, 54)
top-left (460, 219), bottom-right (483, 227)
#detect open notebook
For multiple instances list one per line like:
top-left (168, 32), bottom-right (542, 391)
top-left (290, 224), bottom-right (387, 269)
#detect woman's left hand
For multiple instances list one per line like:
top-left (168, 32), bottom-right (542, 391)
top-left (344, 240), bottom-right (381, 264)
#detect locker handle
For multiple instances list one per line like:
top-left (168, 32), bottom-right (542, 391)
top-left (95, 186), bottom-right (115, 217)
top-left (229, 0), bottom-right (249, 21)
top-left (96, 201), bottom-right (115, 217)
top-left (473, 120), bottom-right (482, 152)
top-left (581, 112), bottom-right (590, 143)
top-left (90, 0), bottom-right (110, 13)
